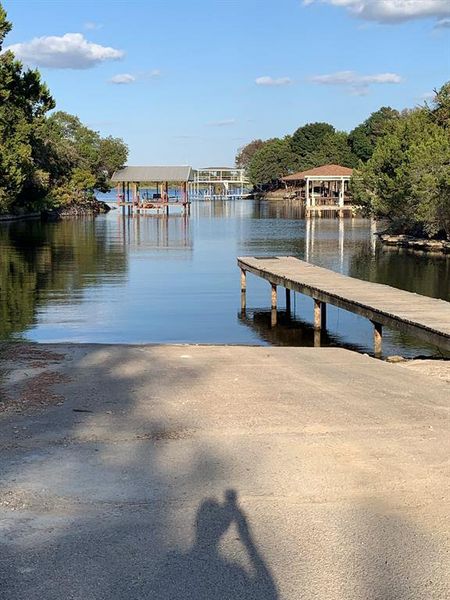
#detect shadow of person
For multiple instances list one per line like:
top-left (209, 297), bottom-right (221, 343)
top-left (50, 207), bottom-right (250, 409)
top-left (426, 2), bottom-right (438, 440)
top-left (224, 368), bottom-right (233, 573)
top-left (150, 489), bottom-right (278, 599)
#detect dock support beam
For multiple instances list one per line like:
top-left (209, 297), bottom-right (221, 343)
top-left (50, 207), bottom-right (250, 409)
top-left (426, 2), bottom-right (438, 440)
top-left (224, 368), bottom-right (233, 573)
top-left (240, 269), bottom-right (246, 311)
top-left (314, 299), bottom-right (326, 330)
top-left (372, 321), bottom-right (383, 358)
top-left (271, 284), bottom-right (277, 309)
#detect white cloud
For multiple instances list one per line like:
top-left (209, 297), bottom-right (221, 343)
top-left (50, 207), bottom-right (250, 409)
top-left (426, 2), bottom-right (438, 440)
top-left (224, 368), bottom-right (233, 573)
top-left (255, 76), bottom-right (292, 86)
top-left (310, 70), bottom-right (402, 94)
top-left (206, 118), bottom-right (236, 126)
top-left (303, 0), bottom-right (450, 24)
top-left (109, 69), bottom-right (161, 84)
top-left (5, 33), bottom-right (124, 69)
top-left (84, 21), bottom-right (103, 30)
top-left (109, 73), bottom-right (136, 84)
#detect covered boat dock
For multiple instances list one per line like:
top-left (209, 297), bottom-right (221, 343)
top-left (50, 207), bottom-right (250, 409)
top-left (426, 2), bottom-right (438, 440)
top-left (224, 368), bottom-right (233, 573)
top-left (111, 166), bottom-right (193, 215)
top-left (282, 164), bottom-right (354, 217)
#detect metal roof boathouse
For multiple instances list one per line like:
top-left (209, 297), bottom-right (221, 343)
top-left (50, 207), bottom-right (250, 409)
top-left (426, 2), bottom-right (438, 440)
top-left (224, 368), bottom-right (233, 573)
top-left (111, 166), bottom-right (193, 215)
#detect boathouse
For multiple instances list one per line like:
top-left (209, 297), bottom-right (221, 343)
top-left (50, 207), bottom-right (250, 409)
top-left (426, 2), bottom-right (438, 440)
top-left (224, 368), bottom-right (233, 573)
top-left (282, 164), bottom-right (354, 216)
top-left (111, 166), bottom-right (193, 214)
top-left (189, 167), bottom-right (250, 199)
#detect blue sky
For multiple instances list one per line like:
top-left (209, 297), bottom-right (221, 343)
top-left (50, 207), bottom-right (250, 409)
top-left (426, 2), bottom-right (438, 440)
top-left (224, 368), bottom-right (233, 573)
top-left (4, 0), bottom-right (450, 166)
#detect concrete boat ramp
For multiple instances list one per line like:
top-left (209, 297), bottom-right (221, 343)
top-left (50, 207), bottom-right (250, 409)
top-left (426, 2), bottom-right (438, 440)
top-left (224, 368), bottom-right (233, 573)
top-left (0, 343), bottom-right (449, 599)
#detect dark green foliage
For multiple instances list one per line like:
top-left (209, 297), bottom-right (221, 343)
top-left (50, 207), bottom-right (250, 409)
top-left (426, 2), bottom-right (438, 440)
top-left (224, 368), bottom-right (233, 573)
top-left (290, 122), bottom-right (335, 163)
top-left (304, 131), bottom-right (358, 169)
top-left (352, 94), bottom-right (450, 238)
top-left (0, 4), bottom-right (128, 215)
top-left (428, 82), bottom-right (450, 129)
top-left (247, 138), bottom-right (298, 188)
top-left (349, 107), bottom-right (399, 162)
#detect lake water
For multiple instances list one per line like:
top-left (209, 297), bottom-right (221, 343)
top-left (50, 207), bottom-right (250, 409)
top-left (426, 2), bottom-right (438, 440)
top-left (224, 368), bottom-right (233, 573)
top-left (1, 199), bottom-right (449, 357)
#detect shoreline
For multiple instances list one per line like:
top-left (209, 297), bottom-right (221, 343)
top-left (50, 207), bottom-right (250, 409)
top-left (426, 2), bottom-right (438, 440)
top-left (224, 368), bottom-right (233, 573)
top-left (379, 233), bottom-right (450, 254)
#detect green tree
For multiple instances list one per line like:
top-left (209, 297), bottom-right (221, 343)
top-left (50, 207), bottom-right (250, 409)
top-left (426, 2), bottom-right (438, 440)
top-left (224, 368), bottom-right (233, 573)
top-left (349, 107), bottom-right (399, 162)
top-left (290, 122), bottom-right (335, 166)
top-left (47, 111), bottom-right (128, 195)
top-left (0, 4), bottom-right (55, 213)
top-left (428, 82), bottom-right (450, 129)
top-left (353, 102), bottom-right (450, 237)
top-left (248, 138), bottom-right (298, 188)
top-left (305, 131), bottom-right (358, 169)
top-left (0, 5), bottom-right (128, 214)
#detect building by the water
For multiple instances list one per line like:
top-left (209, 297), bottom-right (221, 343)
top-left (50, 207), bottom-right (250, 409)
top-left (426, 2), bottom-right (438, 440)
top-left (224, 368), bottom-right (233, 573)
top-left (189, 167), bottom-right (251, 199)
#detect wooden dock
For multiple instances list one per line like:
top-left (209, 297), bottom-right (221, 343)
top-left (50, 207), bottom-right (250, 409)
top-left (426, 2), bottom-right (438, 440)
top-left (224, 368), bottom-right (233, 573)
top-left (118, 200), bottom-right (191, 216)
top-left (237, 256), bottom-right (450, 356)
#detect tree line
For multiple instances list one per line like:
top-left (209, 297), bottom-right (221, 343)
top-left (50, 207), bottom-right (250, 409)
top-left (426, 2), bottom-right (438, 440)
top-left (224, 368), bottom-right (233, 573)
top-left (0, 5), bottom-right (128, 216)
top-left (236, 82), bottom-right (450, 239)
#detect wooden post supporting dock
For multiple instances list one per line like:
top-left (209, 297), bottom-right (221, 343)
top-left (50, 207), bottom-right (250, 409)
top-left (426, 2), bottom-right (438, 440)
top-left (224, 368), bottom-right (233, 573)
top-left (240, 269), bottom-right (246, 311)
top-left (314, 299), bottom-right (326, 331)
top-left (372, 321), bottom-right (383, 358)
top-left (271, 283), bottom-right (277, 326)
top-left (271, 283), bottom-right (277, 310)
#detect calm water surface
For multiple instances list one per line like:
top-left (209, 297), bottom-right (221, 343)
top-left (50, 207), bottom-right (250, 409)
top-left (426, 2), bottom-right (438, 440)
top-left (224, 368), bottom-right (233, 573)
top-left (1, 199), bottom-right (449, 357)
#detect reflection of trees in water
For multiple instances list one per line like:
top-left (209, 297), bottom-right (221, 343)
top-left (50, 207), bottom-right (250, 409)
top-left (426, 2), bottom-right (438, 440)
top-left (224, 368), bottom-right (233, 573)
top-left (348, 244), bottom-right (450, 301)
top-left (251, 199), bottom-right (304, 221)
top-left (348, 244), bottom-right (450, 356)
top-left (0, 219), bottom-right (127, 339)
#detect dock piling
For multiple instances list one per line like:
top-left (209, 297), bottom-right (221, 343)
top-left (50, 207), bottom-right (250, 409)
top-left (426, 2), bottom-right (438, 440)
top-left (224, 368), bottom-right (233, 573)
top-left (240, 269), bottom-right (247, 311)
top-left (314, 299), bottom-right (326, 331)
top-left (372, 321), bottom-right (383, 358)
top-left (271, 309), bottom-right (277, 327)
top-left (271, 283), bottom-right (277, 310)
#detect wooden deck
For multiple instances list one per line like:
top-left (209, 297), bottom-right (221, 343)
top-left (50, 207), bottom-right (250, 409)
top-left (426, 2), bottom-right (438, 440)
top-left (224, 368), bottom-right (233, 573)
top-left (118, 201), bottom-right (191, 215)
top-left (237, 256), bottom-right (450, 355)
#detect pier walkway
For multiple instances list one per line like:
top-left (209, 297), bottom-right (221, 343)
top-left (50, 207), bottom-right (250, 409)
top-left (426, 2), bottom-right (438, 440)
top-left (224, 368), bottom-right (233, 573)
top-left (238, 256), bottom-right (450, 355)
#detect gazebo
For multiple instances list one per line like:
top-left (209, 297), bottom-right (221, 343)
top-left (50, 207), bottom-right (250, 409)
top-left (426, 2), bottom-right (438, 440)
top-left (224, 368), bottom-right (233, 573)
top-left (282, 164), bottom-right (353, 212)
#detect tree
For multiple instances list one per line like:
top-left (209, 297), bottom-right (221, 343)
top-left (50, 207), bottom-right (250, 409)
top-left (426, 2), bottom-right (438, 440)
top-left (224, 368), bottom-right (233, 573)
top-left (46, 111), bottom-right (128, 194)
top-left (290, 122), bottom-right (335, 166)
top-left (352, 101), bottom-right (450, 238)
top-left (235, 139), bottom-right (265, 170)
top-left (248, 138), bottom-right (297, 188)
top-left (0, 5), bottom-right (128, 214)
top-left (0, 4), bottom-right (55, 213)
top-left (428, 82), bottom-right (450, 129)
top-left (349, 107), bottom-right (399, 162)
top-left (304, 131), bottom-right (358, 169)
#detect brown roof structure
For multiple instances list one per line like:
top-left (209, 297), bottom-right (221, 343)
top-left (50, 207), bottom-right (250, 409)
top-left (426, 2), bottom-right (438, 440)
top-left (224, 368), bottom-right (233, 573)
top-left (282, 164), bottom-right (353, 181)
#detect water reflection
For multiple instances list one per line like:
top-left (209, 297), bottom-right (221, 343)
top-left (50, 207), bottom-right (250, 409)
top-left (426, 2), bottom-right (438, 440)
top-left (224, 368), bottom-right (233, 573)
top-left (118, 214), bottom-right (192, 250)
top-left (0, 200), bottom-right (449, 356)
top-left (0, 219), bottom-right (127, 339)
top-left (238, 308), bottom-right (366, 353)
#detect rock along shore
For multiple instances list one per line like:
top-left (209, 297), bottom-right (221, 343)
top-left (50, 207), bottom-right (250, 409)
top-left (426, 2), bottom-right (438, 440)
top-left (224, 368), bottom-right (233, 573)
top-left (380, 233), bottom-right (450, 254)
